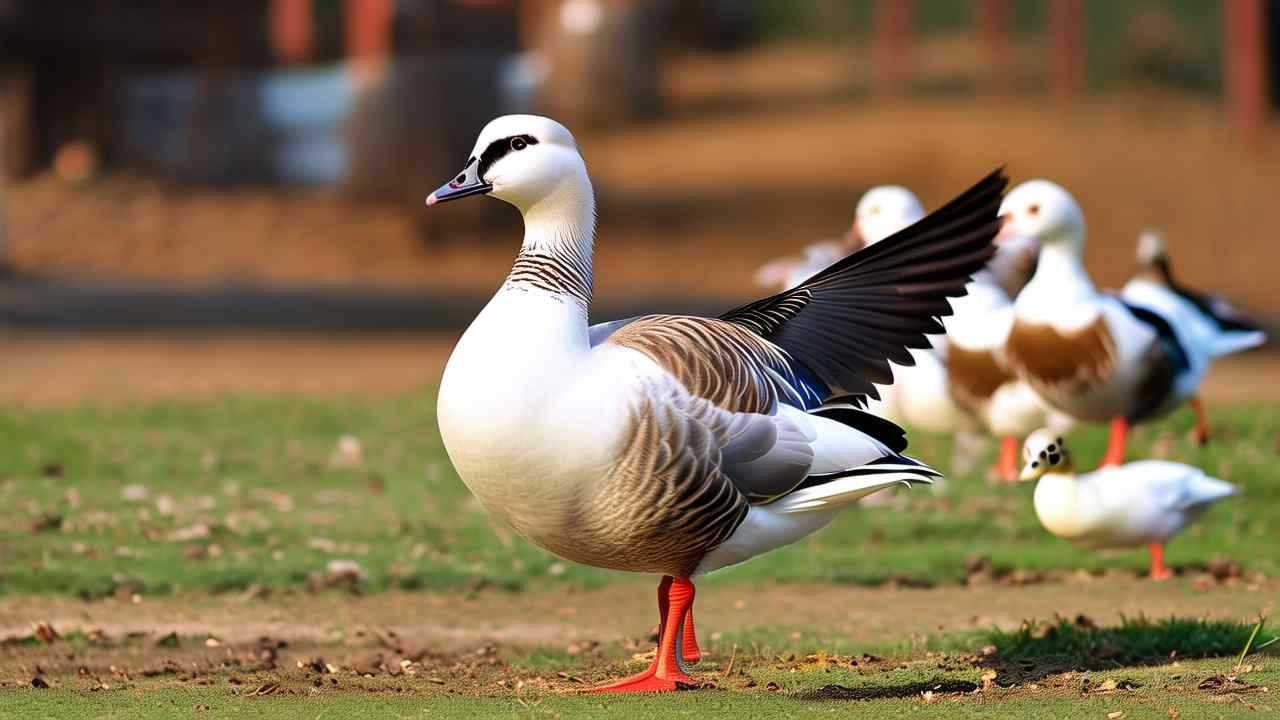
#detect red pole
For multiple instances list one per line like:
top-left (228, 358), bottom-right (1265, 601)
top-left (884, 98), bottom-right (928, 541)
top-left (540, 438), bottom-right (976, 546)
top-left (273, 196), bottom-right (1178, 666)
top-left (1048, 0), bottom-right (1084, 103)
top-left (873, 0), bottom-right (913, 96)
top-left (270, 0), bottom-right (313, 65)
top-left (977, 0), bottom-right (1012, 93)
top-left (346, 0), bottom-right (395, 61)
top-left (346, 0), bottom-right (395, 85)
top-left (1224, 0), bottom-right (1268, 141)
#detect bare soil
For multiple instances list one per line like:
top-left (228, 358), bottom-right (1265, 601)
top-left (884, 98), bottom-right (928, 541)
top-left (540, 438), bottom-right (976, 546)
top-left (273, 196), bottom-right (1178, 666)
top-left (1, 576), bottom-right (1274, 693)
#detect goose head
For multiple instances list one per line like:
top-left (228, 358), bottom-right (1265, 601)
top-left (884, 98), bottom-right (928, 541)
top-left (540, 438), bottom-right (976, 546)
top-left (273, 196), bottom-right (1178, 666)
top-left (999, 180), bottom-right (1086, 253)
top-left (854, 185), bottom-right (925, 246)
top-left (426, 115), bottom-right (589, 214)
top-left (1019, 429), bottom-right (1074, 481)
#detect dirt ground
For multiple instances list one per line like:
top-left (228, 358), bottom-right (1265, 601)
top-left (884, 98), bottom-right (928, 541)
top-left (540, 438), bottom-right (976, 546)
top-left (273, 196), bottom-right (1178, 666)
top-left (2, 332), bottom-right (1278, 408)
top-left (1, 576), bottom-right (1274, 690)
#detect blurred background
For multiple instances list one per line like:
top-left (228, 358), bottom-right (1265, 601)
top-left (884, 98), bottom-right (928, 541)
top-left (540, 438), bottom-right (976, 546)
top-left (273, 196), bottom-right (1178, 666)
top-left (1, 0), bottom-right (1278, 402)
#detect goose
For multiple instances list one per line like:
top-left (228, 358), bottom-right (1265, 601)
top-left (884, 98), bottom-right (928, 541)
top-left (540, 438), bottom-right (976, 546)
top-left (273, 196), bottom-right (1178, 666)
top-left (1019, 429), bottom-right (1237, 580)
top-left (754, 185), bottom-right (925, 291)
top-left (1001, 180), bottom-right (1218, 467)
top-left (429, 115), bottom-right (1005, 692)
top-left (1120, 229), bottom-right (1267, 444)
top-left (945, 229), bottom-right (1075, 481)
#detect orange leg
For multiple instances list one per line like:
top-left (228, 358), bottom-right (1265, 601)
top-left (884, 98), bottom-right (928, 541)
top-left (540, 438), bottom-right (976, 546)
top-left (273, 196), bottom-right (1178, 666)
top-left (682, 609), bottom-right (701, 664)
top-left (1148, 543), bottom-right (1172, 581)
top-left (591, 576), bottom-right (698, 692)
top-left (1189, 396), bottom-right (1210, 446)
top-left (995, 436), bottom-right (1020, 483)
top-left (1099, 417), bottom-right (1129, 467)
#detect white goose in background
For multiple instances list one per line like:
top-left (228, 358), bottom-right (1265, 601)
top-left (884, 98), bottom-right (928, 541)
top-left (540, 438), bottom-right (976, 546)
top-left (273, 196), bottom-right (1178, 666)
top-left (1120, 229), bottom-right (1267, 444)
top-left (999, 180), bottom-right (1252, 468)
top-left (430, 114), bottom-right (1006, 692)
top-left (754, 185), bottom-right (925, 291)
top-left (944, 229), bottom-right (1075, 482)
top-left (756, 186), bottom-right (962, 434)
top-left (1019, 430), bottom-right (1237, 580)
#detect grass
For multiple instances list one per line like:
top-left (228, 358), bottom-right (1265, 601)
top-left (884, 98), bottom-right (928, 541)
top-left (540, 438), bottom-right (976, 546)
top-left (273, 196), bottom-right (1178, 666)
top-left (988, 616), bottom-right (1278, 669)
top-left (1, 393), bottom-right (1276, 597)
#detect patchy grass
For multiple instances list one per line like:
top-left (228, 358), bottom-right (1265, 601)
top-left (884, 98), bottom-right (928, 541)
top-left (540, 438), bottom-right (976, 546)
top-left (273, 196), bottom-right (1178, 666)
top-left (0, 395), bottom-right (1275, 597)
top-left (987, 616), bottom-right (1278, 670)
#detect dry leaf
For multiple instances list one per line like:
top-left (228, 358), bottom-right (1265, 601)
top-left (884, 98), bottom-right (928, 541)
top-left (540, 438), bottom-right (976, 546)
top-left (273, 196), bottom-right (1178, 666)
top-left (1107, 712), bottom-right (1125, 719)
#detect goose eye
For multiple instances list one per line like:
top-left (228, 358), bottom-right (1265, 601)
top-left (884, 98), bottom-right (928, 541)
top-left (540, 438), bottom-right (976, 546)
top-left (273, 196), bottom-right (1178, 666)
top-left (511, 137), bottom-right (527, 151)
top-left (1027, 203), bottom-right (1041, 217)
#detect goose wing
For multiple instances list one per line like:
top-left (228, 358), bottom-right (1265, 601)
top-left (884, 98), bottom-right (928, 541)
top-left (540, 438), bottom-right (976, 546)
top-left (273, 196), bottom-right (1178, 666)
top-left (720, 169), bottom-right (1007, 404)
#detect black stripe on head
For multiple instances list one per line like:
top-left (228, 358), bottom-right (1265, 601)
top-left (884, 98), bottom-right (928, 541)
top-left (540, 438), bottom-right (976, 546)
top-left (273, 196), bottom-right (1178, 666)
top-left (477, 134), bottom-right (539, 182)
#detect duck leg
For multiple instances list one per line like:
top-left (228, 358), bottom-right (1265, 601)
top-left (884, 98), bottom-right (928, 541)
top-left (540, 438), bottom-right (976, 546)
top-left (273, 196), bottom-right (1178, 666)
top-left (995, 436), bottom-right (1020, 483)
top-left (591, 576), bottom-right (698, 692)
top-left (1099, 417), bottom-right (1129, 467)
top-left (1188, 396), bottom-right (1210, 446)
top-left (1148, 543), bottom-right (1172, 581)
top-left (682, 608), bottom-right (701, 664)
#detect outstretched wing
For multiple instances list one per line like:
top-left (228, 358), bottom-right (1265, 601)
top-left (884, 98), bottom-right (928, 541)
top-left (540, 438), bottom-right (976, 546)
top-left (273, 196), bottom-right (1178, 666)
top-left (721, 169), bottom-right (1008, 403)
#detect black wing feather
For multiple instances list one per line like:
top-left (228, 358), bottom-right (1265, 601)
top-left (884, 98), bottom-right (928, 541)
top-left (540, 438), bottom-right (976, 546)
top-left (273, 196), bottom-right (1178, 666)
top-left (721, 169), bottom-right (1008, 402)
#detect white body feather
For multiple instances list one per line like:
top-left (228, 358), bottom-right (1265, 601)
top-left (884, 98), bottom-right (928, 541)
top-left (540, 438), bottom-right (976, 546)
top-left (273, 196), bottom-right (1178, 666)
top-left (1033, 461), bottom-right (1236, 548)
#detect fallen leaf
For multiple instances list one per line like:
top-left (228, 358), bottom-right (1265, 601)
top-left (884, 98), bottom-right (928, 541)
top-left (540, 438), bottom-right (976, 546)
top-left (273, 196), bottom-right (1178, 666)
top-left (33, 623), bottom-right (58, 644)
top-left (1107, 712), bottom-right (1125, 719)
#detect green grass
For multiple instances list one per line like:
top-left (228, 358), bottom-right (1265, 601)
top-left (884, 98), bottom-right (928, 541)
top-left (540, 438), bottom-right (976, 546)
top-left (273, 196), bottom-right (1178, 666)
top-left (0, 394), bottom-right (1276, 597)
top-left (989, 616), bottom-right (1278, 669)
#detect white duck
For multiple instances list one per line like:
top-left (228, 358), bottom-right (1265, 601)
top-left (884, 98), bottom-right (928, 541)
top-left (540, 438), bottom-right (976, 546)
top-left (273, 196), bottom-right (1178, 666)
top-left (1019, 429), bottom-right (1236, 580)
top-left (1120, 229), bottom-right (1267, 444)
top-left (430, 115), bottom-right (1006, 692)
top-left (1002, 180), bottom-right (1225, 467)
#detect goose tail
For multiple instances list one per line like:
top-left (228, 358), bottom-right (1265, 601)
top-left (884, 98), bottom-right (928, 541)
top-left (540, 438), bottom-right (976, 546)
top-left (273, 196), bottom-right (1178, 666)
top-left (774, 456), bottom-right (940, 513)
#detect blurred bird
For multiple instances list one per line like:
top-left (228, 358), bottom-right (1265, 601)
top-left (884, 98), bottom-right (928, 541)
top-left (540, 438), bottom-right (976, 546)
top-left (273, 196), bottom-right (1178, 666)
top-left (1001, 180), bottom-right (1257, 467)
top-left (431, 114), bottom-right (1005, 692)
top-left (1019, 429), bottom-right (1236, 580)
top-left (1120, 229), bottom-right (1267, 445)
top-left (754, 185), bottom-right (924, 290)
top-left (944, 228), bottom-right (1074, 482)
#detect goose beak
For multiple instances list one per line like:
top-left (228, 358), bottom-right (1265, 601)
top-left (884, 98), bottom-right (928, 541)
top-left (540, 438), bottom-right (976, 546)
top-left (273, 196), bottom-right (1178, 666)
top-left (1018, 462), bottom-right (1040, 482)
top-left (426, 161), bottom-right (492, 206)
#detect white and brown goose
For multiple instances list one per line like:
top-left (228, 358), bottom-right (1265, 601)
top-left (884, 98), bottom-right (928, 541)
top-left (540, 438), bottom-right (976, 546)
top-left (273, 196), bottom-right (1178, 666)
top-left (430, 115), bottom-right (1005, 692)
top-left (944, 228), bottom-right (1074, 481)
top-left (1002, 180), bottom-right (1220, 467)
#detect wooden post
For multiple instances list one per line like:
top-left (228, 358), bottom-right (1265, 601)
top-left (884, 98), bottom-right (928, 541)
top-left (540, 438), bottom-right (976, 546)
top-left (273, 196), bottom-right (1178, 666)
top-left (1224, 0), bottom-right (1268, 140)
top-left (977, 0), bottom-right (1012, 93)
top-left (1048, 0), bottom-right (1084, 103)
top-left (270, 0), bottom-right (314, 64)
top-left (346, 0), bottom-right (395, 87)
top-left (873, 0), bottom-right (913, 96)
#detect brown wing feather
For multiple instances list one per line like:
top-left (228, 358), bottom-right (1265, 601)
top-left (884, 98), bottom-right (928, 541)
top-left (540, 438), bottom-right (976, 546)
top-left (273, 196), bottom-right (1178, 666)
top-left (607, 315), bottom-right (799, 414)
top-left (1004, 317), bottom-right (1116, 393)
top-left (947, 345), bottom-right (1015, 407)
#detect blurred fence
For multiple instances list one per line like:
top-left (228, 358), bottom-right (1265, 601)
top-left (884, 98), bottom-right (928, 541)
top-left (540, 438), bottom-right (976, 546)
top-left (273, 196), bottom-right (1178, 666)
top-left (1, 1), bottom-right (1274, 193)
